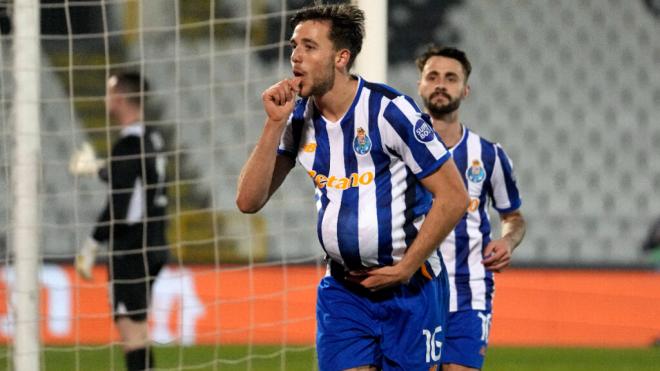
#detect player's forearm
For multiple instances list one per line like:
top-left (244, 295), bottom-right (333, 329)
top-left (91, 206), bottom-right (111, 242)
top-left (501, 211), bottom-right (526, 252)
top-left (236, 120), bottom-right (285, 213)
top-left (398, 193), bottom-right (468, 277)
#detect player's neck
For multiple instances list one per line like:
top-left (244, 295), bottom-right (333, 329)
top-left (431, 113), bottom-right (463, 149)
top-left (118, 111), bottom-right (142, 127)
top-left (314, 74), bottom-right (358, 122)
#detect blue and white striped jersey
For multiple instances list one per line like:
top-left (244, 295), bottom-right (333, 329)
top-left (278, 77), bottom-right (451, 276)
top-left (440, 125), bottom-right (521, 312)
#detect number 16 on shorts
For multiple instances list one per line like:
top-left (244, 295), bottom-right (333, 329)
top-left (423, 326), bottom-right (443, 362)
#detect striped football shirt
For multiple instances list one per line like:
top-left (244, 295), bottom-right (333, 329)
top-left (278, 77), bottom-right (451, 276)
top-left (440, 125), bottom-right (521, 312)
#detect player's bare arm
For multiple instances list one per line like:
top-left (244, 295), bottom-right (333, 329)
top-left (357, 159), bottom-right (469, 291)
top-left (482, 210), bottom-right (526, 272)
top-left (236, 78), bottom-right (301, 213)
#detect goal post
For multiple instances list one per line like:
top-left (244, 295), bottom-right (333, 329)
top-left (11, 0), bottom-right (41, 370)
top-left (353, 0), bottom-right (387, 83)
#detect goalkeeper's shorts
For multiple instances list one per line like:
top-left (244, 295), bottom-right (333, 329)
top-left (109, 248), bottom-right (168, 322)
top-left (315, 264), bottom-right (449, 371)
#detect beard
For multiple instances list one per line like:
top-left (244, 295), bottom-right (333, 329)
top-left (423, 91), bottom-right (462, 117)
top-left (302, 60), bottom-right (335, 98)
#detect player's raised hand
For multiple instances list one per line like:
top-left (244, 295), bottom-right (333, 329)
top-left (75, 237), bottom-right (99, 281)
top-left (69, 142), bottom-right (105, 176)
top-left (262, 77), bottom-right (302, 124)
top-left (482, 238), bottom-right (513, 273)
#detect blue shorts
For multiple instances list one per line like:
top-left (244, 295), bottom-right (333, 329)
top-left (442, 310), bottom-right (493, 369)
top-left (316, 266), bottom-right (449, 371)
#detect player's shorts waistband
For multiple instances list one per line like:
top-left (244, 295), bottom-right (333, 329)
top-left (327, 259), bottom-right (433, 299)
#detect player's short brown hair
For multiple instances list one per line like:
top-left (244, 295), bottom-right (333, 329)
top-left (290, 3), bottom-right (365, 70)
top-left (416, 45), bottom-right (472, 81)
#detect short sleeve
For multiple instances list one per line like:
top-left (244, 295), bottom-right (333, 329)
top-left (381, 96), bottom-right (451, 179)
top-left (490, 144), bottom-right (522, 213)
top-left (277, 98), bottom-right (308, 159)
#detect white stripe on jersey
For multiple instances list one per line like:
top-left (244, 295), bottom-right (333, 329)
top-left (388, 162), bottom-right (410, 261)
top-left (466, 133), bottom-right (488, 310)
top-left (491, 144), bottom-right (513, 210)
top-left (355, 89), bottom-right (379, 267)
top-left (320, 119), bottom-right (345, 266)
top-left (443, 229), bottom-right (459, 311)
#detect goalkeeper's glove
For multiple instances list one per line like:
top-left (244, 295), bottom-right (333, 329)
top-left (69, 142), bottom-right (105, 176)
top-left (75, 237), bottom-right (99, 281)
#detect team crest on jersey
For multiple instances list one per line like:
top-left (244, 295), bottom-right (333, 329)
top-left (414, 119), bottom-right (435, 143)
top-left (353, 127), bottom-right (372, 155)
top-left (466, 159), bottom-right (486, 183)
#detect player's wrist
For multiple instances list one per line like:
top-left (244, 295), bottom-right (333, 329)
top-left (501, 235), bottom-right (516, 253)
top-left (395, 259), bottom-right (422, 283)
top-left (81, 237), bottom-right (100, 253)
top-left (262, 119), bottom-right (289, 141)
top-left (265, 116), bottom-right (289, 129)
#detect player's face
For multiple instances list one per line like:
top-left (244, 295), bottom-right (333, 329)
top-left (418, 56), bottom-right (469, 117)
top-left (290, 20), bottom-right (337, 98)
top-left (105, 76), bottom-right (122, 122)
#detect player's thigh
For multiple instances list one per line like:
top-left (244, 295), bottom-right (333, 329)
top-left (442, 310), bottom-right (492, 370)
top-left (316, 276), bottom-right (382, 371)
top-left (380, 273), bottom-right (447, 371)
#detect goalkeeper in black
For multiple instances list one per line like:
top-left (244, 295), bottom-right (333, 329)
top-left (74, 71), bottom-right (169, 371)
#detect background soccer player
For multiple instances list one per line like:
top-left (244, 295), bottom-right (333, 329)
top-left (75, 72), bottom-right (169, 371)
top-left (416, 45), bottom-right (527, 371)
top-left (236, 3), bottom-right (468, 370)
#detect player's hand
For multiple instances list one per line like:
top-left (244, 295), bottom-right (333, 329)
top-left (69, 142), bottom-right (105, 176)
top-left (261, 77), bottom-right (302, 124)
top-left (347, 265), bottom-right (412, 292)
top-left (482, 238), bottom-right (513, 273)
top-left (75, 237), bottom-right (99, 281)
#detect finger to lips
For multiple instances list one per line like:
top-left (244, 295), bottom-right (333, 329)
top-left (286, 84), bottom-right (295, 101)
top-left (291, 77), bottom-right (302, 92)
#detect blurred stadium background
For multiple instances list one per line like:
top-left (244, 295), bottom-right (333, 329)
top-left (0, 0), bottom-right (659, 370)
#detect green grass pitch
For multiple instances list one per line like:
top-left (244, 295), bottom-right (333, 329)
top-left (0, 345), bottom-right (658, 370)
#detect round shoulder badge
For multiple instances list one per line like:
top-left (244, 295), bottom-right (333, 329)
top-left (414, 119), bottom-right (435, 143)
top-left (353, 127), bottom-right (372, 155)
top-left (466, 159), bottom-right (486, 183)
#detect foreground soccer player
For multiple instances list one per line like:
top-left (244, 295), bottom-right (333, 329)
top-left (237, 4), bottom-right (468, 371)
top-left (416, 46), bottom-right (527, 371)
top-left (75, 72), bottom-right (169, 371)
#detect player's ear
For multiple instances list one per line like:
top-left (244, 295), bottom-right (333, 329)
top-left (464, 83), bottom-right (471, 98)
top-left (335, 49), bottom-right (351, 68)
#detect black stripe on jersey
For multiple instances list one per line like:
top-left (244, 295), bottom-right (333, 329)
top-left (290, 98), bottom-right (308, 153)
top-left (363, 80), bottom-right (402, 101)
